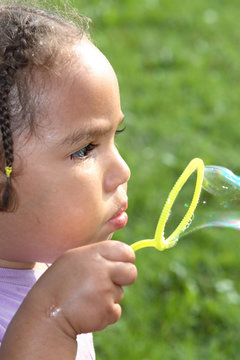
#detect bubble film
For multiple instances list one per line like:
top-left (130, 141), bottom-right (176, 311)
top-left (183, 165), bottom-right (240, 237)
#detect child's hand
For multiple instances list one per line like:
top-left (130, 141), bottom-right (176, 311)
top-left (26, 240), bottom-right (137, 336)
top-left (0, 241), bottom-right (137, 359)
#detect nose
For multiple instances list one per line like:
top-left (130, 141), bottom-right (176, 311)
top-left (103, 146), bottom-right (131, 193)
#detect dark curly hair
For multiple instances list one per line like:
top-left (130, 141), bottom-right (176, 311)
top-left (0, 2), bottom-right (90, 212)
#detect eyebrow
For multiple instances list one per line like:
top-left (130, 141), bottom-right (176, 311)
top-left (58, 117), bottom-right (124, 148)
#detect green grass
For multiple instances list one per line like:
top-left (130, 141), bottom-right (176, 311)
top-left (52, 0), bottom-right (240, 358)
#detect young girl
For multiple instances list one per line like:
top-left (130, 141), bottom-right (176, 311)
top-left (0, 3), bottom-right (137, 359)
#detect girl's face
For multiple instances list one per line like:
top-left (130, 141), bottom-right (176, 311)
top-left (0, 39), bottom-right (130, 264)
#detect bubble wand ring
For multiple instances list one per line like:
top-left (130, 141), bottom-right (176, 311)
top-left (130, 158), bottom-right (205, 252)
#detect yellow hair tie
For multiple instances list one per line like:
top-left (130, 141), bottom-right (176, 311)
top-left (5, 166), bottom-right (12, 178)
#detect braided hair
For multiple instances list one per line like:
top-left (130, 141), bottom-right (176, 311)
top-left (0, 3), bottom-right (90, 212)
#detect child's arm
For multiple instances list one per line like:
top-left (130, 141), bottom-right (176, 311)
top-left (0, 241), bottom-right (137, 359)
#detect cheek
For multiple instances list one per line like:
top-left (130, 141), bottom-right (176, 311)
top-left (16, 159), bottom-right (104, 233)
top-left (40, 173), bottom-right (104, 223)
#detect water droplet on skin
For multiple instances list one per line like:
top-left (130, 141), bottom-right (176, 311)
top-left (48, 305), bottom-right (62, 318)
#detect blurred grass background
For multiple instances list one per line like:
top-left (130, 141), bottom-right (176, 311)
top-left (55, 0), bottom-right (240, 358)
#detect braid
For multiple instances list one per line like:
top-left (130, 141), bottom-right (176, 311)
top-left (0, 73), bottom-right (14, 210)
top-left (0, 14), bottom-right (35, 211)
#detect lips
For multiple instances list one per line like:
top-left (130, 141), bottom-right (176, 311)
top-left (108, 202), bottom-right (128, 230)
top-left (111, 203), bottom-right (128, 219)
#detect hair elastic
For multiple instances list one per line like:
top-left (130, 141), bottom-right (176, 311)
top-left (5, 166), bottom-right (12, 178)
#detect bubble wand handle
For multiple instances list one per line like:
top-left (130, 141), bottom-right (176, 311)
top-left (130, 158), bottom-right (205, 252)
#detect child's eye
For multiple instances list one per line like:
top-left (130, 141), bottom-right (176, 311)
top-left (70, 143), bottom-right (97, 160)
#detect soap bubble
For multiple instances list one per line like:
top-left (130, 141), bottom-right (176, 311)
top-left (181, 165), bottom-right (240, 238)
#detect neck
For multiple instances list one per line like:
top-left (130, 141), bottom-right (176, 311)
top-left (0, 258), bottom-right (48, 270)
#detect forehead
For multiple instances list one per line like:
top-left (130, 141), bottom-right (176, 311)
top-left (37, 39), bottom-right (121, 140)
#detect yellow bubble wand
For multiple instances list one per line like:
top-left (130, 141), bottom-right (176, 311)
top-left (130, 158), bottom-right (205, 252)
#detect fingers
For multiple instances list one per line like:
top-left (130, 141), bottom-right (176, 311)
top-left (109, 303), bottom-right (122, 325)
top-left (97, 240), bottom-right (136, 263)
top-left (113, 285), bottom-right (124, 304)
top-left (98, 303), bottom-right (122, 330)
top-left (95, 241), bottom-right (137, 286)
top-left (110, 261), bottom-right (138, 286)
